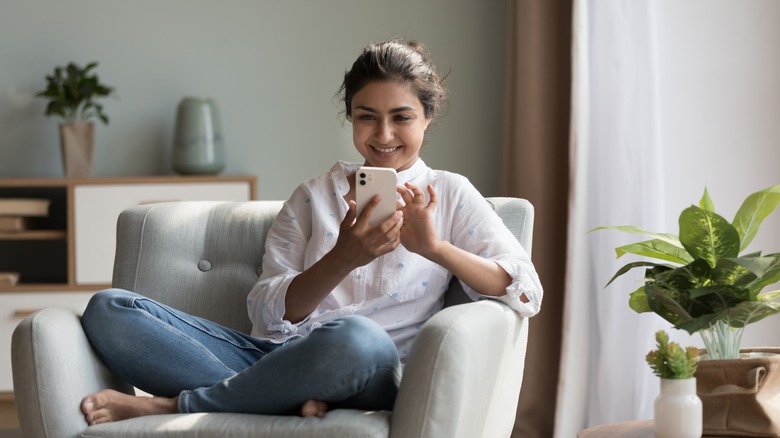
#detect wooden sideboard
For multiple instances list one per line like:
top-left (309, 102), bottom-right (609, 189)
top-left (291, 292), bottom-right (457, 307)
top-left (0, 175), bottom-right (256, 428)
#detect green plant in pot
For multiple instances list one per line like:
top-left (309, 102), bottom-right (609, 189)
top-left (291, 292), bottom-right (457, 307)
top-left (36, 61), bottom-right (114, 178)
top-left (647, 330), bottom-right (699, 379)
top-left (647, 330), bottom-right (702, 438)
top-left (598, 184), bottom-right (780, 436)
top-left (596, 184), bottom-right (780, 360)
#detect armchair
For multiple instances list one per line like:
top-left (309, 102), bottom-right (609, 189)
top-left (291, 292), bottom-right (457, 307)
top-left (12, 198), bottom-right (533, 438)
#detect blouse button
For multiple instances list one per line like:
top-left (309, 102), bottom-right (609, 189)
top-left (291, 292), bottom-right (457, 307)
top-left (197, 260), bottom-right (212, 272)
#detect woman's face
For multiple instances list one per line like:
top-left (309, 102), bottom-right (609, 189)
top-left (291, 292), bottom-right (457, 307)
top-left (351, 81), bottom-right (431, 172)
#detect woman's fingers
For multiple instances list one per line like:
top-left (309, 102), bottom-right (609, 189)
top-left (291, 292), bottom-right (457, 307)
top-left (355, 194), bottom-right (382, 225)
top-left (425, 184), bottom-right (437, 210)
top-left (341, 200), bottom-right (358, 229)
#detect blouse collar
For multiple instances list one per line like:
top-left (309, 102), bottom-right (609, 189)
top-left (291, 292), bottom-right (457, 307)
top-left (330, 159), bottom-right (428, 197)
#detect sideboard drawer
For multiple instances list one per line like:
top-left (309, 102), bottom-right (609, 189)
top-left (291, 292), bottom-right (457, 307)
top-left (0, 291), bottom-right (95, 392)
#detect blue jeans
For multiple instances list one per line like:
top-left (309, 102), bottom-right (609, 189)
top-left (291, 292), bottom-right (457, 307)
top-left (81, 289), bottom-right (401, 415)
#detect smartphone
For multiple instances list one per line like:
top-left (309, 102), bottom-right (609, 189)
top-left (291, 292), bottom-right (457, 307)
top-left (355, 166), bottom-right (398, 227)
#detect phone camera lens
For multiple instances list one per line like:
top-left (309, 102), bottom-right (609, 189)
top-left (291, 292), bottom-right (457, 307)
top-left (359, 172), bottom-right (366, 178)
top-left (359, 180), bottom-right (366, 185)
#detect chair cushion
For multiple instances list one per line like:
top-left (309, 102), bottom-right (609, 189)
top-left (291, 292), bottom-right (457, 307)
top-left (81, 410), bottom-right (390, 438)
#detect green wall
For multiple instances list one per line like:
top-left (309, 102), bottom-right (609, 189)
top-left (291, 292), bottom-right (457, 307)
top-left (0, 1), bottom-right (507, 200)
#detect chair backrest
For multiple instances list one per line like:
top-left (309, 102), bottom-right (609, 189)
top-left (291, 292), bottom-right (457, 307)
top-left (112, 198), bottom-right (534, 334)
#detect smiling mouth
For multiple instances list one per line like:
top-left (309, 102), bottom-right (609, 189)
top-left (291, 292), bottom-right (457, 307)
top-left (372, 145), bottom-right (401, 154)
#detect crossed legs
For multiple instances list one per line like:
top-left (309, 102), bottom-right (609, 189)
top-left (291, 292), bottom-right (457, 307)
top-left (80, 289), bottom-right (401, 425)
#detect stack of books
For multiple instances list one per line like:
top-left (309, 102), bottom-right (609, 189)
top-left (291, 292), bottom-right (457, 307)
top-left (0, 272), bottom-right (20, 287)
top-left (0, 198), bottom-right (51, 232)
top-left (0, 198), bottom-right (50, 287)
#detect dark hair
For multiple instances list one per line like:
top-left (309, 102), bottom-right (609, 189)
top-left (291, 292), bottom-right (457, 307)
top-left (338, 40), bottom-right (448, 122)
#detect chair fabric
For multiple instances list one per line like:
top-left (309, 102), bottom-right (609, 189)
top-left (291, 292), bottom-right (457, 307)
top-left (12, 198), bottom-right (533, 438)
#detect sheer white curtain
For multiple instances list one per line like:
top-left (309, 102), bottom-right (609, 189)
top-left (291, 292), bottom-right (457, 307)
top-left (555, 1), bottom-right (668, 435)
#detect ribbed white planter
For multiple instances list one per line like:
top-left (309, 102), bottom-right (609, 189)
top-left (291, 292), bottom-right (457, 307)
top-left (654, 378), bottom-right (702, 438)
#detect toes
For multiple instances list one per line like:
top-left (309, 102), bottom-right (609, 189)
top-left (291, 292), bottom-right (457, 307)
top-left (82, 397), bottom-right (95, 414)
top-left (300, 400), bottom-right (328, 417)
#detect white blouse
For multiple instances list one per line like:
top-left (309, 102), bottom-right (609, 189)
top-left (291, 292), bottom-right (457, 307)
top-left (248, 159), bottom-right (543, 361)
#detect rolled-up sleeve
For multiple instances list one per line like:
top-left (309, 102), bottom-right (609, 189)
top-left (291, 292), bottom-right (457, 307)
top-left (491, 257), bottom-right (543, 316)
top-left (446, 176), bottom-right (543, 317)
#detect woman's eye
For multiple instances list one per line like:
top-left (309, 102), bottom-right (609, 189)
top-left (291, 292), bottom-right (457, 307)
top-left (357, 114), bottom-right (375, 121)
top-left (394, 115), bottom-right (412, 122)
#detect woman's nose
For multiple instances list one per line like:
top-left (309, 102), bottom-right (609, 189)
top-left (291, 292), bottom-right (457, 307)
top-left (375, 120), bottom-right (393, 143)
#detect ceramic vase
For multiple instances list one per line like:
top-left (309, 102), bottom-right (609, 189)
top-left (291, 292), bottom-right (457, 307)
top-left (655, 378), bottom-right (702, 438)
top-left (172, 97), bottom-right (225, 175)
top-left (59, 122), bottom-right (95, 178)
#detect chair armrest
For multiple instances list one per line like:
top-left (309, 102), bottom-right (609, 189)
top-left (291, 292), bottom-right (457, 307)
top-left (390, 300), bottom-right (529, 438)
top-left (12, 306), bottom-right (133, 438)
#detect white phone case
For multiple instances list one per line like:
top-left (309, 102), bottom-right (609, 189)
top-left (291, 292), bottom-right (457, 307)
top-left (356, 166), bottom-right (398, 227)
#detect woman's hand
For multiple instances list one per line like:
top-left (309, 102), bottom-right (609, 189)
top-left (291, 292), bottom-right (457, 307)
top-left (398, 182), bottom-right (513, 298)
top-left (284, 196), bottom-right (402, 323)
top-left (331, 196), bottom-right (404, 270)
top-left (397, 182), bottom-right (441, 258)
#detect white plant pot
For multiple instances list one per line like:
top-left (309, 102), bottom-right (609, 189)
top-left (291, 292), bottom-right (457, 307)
top-left (655, 378), bottom-right (702, 438)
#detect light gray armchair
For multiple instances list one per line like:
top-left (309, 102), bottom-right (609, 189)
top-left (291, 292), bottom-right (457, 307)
top-left (12, 198), bottom-right (533, 438)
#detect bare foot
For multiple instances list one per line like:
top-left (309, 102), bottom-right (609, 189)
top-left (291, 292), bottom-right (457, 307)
top-left (300, 399), bottom-right (328, 417)
top-left (81, 389), bottom-right (178, 425)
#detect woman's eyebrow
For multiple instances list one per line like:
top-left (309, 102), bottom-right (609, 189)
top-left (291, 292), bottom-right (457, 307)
top-left (354, 105), bottom-right (416, 113)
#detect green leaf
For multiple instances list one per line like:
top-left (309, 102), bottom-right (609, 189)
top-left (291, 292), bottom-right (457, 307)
top-left (757, 290), bottom-right (780, 302)
top-left (44, 101), bottom-right (65, 118)
top-left (745, 262), bottom-right (780, 298)
top-left (724, 300), bottom-right (780, 328)
top-left (711, 255), bottom-right (780, 292)
top-left (699, 187), bottom-right (715, 212)
top-left (676, 311), bottom-right (727, 334)
top-left (679, 206), bottom-right (740, 268)
top-left (651, 258), bottom-right (711, 292)
top-left (590, 225), bottom-right (682, 247)
top-left (725, 255), bottom-right (779, 277)
top-left (615, 239), bottom-right (693, 265)
top-left (605, 261), bottom-right (670, 287)
top-left (687, 285), bottom-right (750, 312)
top-left (733, 184), bottom-right (780, 251)
top-left (645, 281), bottom-right (694, 327)
top-left (629, 286), bottom-right (652, 313)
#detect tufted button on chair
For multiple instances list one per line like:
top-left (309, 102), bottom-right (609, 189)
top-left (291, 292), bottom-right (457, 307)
top-left (12, 198), bottom-right (533, 438)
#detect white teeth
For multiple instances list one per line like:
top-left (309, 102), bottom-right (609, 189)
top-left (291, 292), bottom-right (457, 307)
top-left (373, 146), bottom-right (398, 153)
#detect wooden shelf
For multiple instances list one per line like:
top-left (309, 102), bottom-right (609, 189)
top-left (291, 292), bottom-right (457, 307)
top-left (0, 176), bottom-right (257, 292)
top-left (0, 230), bottom-right (67, 240)
top-left (0, 283), bottom-right (107, 294)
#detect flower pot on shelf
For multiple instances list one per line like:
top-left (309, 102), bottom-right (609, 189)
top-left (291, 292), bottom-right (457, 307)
top-left (654, 377), bottom-right (702, 438)
top-left (59, 122), bottom-right (95, 178)
top-left (696, 347), bottom-right (780, 437)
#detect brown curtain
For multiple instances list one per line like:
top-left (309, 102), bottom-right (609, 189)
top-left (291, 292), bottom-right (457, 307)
top-left (502, 1), bottom-right (573, 437)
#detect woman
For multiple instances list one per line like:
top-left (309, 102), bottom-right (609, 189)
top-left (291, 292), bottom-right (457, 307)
top-left (80, 39), bottom-right (543, 425)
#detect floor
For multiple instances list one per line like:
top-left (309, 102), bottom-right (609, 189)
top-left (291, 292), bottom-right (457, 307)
top-left (0, 394), bottom-right (19, 437)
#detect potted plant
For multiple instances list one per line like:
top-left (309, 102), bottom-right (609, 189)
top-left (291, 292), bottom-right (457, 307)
top-left (597, 184), bottom-right (780, 358)
top-left (597, 184), bottom-right (780, 436)
top-left (646, 330), bottom-right (701, 438)
top-left (36, 61), bottom-right (115, 178)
